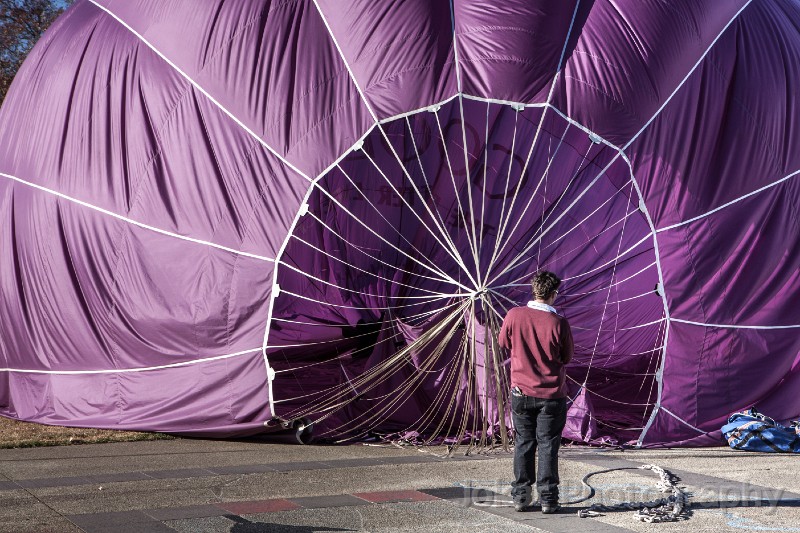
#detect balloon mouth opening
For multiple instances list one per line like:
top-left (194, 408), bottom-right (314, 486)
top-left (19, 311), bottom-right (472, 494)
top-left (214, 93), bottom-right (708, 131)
top-left (268, 97), bottom-right (665, 446)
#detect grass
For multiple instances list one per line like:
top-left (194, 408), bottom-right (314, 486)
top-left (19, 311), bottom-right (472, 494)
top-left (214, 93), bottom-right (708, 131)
top-left (0, 416), bottom-right (175, 449)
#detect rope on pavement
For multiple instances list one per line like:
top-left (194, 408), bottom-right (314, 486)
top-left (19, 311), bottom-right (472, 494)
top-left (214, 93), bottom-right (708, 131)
top-left (473, 464), bottom-right (690, 523)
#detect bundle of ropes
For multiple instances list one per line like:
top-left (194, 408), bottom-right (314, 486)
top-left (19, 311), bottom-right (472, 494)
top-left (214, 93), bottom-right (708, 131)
top-left (473, 463), bottom-right (689, 523)
top-left (576, 464), bottom-right (689, 522)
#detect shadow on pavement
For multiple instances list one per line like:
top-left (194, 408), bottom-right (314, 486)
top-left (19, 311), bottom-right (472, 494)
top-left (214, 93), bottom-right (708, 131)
top-left (228, 514), bottom-right (356, 533)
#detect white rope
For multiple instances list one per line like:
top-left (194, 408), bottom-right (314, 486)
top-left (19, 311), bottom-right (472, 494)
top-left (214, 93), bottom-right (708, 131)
top-left (582, 183), bottom-right (636, 376)
top-left (270, 298), bottom-right (461, 332)
top-left (279, 288), bottom-right (453, 312)
top-left (614, 0), bottom-right (757, 448)
top-left (461, 95), bottom-right (548, 109)
top-left (536, 136), bottom-right (553, 267)
top-left (275, 317), bottom-right (462, 407)
top-left (621, 1), bottom-right (754, 152)
top-left (0, 172), bottom-right (274, 262)
top-left (536, 209), bottom-right (642, 281)
top-left (310, 0), bottom-right (480, 290)
top-left (287, 234), bottom-right (450, 296)
top-left (269, 305), bottom-right (466, 405)
top-left (0, 347), bottom-right (261, 375)
top-left (571, 317), bottom-right (666, 332)
top-left (474, 464), bottom-right (689, 524)
top-left (486, 288), bottom-right (517, 309)
top-left (565, 376), bottom-right (656, 407)
top-left (555, 291), bottom-right (653, 309)
top-left (360, 131), bottom-right (479, 288)
top-left (486, 139), bottom-right (606, 286)
top-left (271, 302), bottom-right (463, 386)
top-left (484, 107), bottom-right (525, 277)
top-left (481, 0), bottom-right (582, 288)
top-left (660, 406), bottom-right (708, 434)
top-left (566, 261), bottom-right (657, 297)
top-left (304, 206), bottom-right (467, 290)
top-left (87, 0), bottom-right (312, 182)
top-left (490, 232), bottom-right (651, 298)
top-left (431, 108), bottom-right (481, 276)
top-left (378, 94), bottom-right (460, 125)
top-left (540, 178), bottom-right (635, 252)
top-left (259, 131), bottom-right (374, 417)
top-left (287, 300), bottom-right (471, 425)
top-left (339, 155), bottom-right (472, 279)
top-left (277, 261), bottom-right (463, 301)
top-left (456, 95), bottom-right (481, 274)
top-left (491, 256), bottom-right (654, 295)
top-left (487, 118), bottom-right (574, 280)
top-left (657, 168), bottom-right (800, 233)
top-left (478, 101), bottom-right (490, 253)
top-left (561, 234), bottom-right (652, 282)
top-left (487, 2), bottom-right (754, 294)
top-left (577, 465), bottom-right (689, 523)
top-left (404, 116), bottom-right (473, 277)
top-left (670, 318), bottom-right (800, 330)
top-left (381, 306), bottom-right (472, 444)
top-left (572, 343), bottom-right (665, 360)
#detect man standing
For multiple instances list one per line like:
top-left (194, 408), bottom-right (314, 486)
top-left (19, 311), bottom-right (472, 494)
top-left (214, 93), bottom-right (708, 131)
top-left (498, 271), bottom-right (573, 513)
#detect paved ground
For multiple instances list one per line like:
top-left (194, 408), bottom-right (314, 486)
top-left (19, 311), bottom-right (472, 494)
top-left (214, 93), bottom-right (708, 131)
top-left (0, 437), bottom-right (798, 532)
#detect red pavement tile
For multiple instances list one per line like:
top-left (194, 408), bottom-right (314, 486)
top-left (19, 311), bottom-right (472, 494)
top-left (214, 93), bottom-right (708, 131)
top-left (289, 494), bottom-right (371, 508)
top-left (353, 490), bottom-right (441, 503)
top-left (216, 498), bottom-right (300, 515)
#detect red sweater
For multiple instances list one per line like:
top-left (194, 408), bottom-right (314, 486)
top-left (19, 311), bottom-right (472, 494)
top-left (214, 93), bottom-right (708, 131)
top-left (498, 305), bottom-right (574, 399)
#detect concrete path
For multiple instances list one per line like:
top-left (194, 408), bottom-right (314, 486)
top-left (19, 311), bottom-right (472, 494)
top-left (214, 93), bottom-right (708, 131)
top-left (1, 438), bottom-right (798, 532)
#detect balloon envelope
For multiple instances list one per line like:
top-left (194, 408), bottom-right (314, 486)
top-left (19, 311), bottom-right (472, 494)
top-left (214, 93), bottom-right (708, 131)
top-left (0, 0), bottom-right (799, 446)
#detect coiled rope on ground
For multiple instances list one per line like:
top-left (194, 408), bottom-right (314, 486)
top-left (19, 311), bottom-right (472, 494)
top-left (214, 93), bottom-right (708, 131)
top-left (473, 463), bottom-right (690, 523)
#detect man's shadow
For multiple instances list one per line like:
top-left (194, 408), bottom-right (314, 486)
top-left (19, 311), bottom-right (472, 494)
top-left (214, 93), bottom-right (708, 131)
top-left (228, 514), bottom-right (357, 533)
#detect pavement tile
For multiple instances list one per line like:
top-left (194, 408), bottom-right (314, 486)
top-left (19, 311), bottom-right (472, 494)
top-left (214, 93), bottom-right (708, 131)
top-left (444, 453), bottom-right (493, 461)
top-left (75, 523), bottom-right (176, 533)
top-left (354, 489), bottom-right (441, 503)
top-left (326, 457), bottom-right (385, 468)
top-left (216, 498), bottom-right (300, 514)
top-left (141, 468), bottom-right (217, 479)
top-left (520, 513), bottom-right (634, 533)
top-left (268, 461), bottom-right (330, 472)
top-left (692, 498), bottom-right (800, 510)
top-left (205, 464), bottom-right (275, 475)
top-left (0, 481), bottom-right (19, 491)
top-left (16, 476), bottom-right (92, 489)
top-left (379, 455), bottom-right (441, 465)
top-left (419, 487), bottom-right (470, 502)
top-left (144, 504), bottom-right (228, 521)
top-left (479, 503), bottom-right (635, 533)
top-left (289, 494), bottom-right (373, 508)
top-left (90, 472), bottom-right (152, 484)
top-left (66, 510), bottom-right (156, 528)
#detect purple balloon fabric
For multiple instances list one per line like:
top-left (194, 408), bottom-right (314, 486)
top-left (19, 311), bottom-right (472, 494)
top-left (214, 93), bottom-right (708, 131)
top-left (0, 0), bottom-right (798, 446)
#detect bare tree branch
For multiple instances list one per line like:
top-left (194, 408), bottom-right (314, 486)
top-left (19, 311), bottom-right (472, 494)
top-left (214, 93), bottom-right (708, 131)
top-left (0, 0), bottom-right (71, 105)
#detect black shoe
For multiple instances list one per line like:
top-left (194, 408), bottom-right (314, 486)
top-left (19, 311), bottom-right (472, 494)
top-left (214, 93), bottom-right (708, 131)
top-left (513, 495), bottom-right (532, 512)
top-left (541, 502), bottom-right (561, 514)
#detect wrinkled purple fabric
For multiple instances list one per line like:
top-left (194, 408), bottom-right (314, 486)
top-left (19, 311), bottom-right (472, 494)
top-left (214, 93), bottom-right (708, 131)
top-left (0, 0), bottom-right (798, 446)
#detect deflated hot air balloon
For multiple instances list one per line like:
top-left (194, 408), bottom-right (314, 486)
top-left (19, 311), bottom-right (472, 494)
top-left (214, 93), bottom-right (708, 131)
top-left (1, 0), bottom-right (798, 447)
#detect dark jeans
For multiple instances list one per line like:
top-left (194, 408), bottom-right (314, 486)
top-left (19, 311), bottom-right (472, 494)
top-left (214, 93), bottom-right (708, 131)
top-left (510, 389), bottom-right (567, 504)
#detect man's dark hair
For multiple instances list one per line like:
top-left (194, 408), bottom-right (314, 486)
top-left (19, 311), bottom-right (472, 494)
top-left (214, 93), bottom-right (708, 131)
top-left (531, 271), bottom-right (561, 300)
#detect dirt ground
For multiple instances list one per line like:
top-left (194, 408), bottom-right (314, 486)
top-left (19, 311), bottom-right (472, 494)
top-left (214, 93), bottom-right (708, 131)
top-left (0, 416), bottom-right (174, 448)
